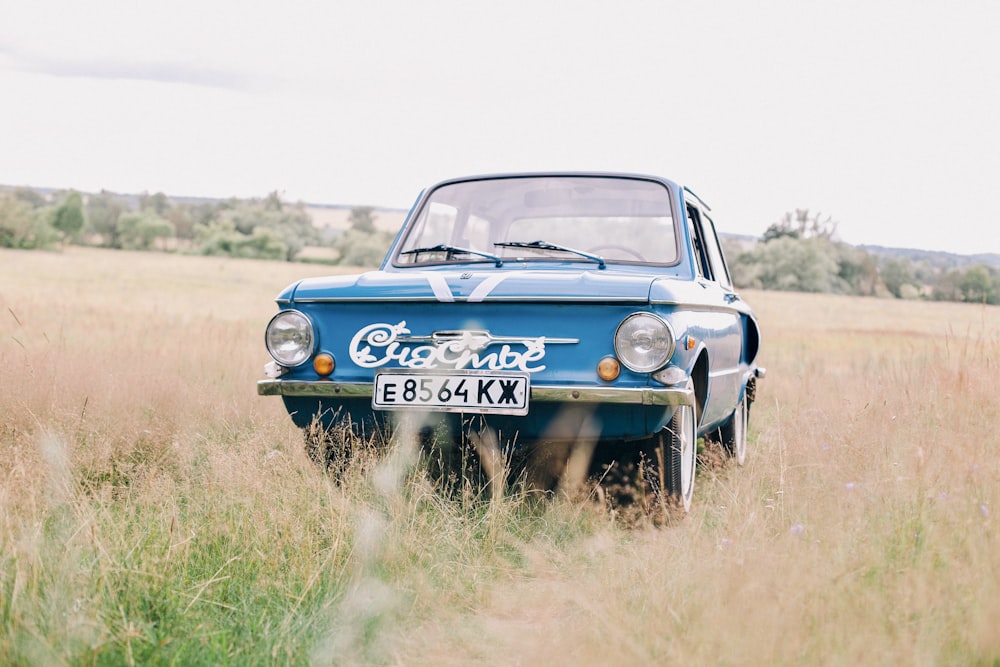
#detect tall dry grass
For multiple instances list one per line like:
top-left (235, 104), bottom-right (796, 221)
top-left (1, 247), bottom-right (998, 665)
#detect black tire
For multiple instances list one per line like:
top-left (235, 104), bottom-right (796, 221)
top-left (662, 394), bottom-right (697, 512)
top-left (717, 393), bottom-right (748, 465)
top-left (640, 378), bottom-right (696, 513)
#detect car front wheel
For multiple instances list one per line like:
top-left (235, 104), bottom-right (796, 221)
top-left (664, 388), bottom-right (697, 512)
top-left (716, 386), bottom-right (751, 466)
top-left (643, 378), bottom-right (696, 513)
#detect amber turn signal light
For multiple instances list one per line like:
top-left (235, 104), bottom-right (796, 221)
top-left (313, 353), bottom-right (335, 376)
top-left (597, 356), bottom-right (621, 382)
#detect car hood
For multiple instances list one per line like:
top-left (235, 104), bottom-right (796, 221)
top-left (283, 269), bottom-right (702, 304)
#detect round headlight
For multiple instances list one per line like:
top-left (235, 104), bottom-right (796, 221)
top-left (265, 310), bottom-right (315, 367)
top-left (614, 313), bottom-right (675, 373)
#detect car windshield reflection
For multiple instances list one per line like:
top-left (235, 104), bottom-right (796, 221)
top-left (394, 175), bottom-right (677, 266)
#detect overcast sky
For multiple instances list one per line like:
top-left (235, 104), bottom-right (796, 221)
top-left (1, 1), bottom-right (997, 255)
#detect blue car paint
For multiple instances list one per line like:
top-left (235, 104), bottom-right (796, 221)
top-left (260, 172), bottom-right (762, 448)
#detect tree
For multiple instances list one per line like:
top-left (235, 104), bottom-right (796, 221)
top-left (347, 206), bottom-right (377, 234)
top-left (164, 206), bottom-right (197, 246)
top-left (762, 209), bottom-right (838, 243)
top-left (0, 194), bottom-right (58, 249)
top-left (836, 243), bottom-right (880, 296)
top-left (737, 236), bottom-right (843, 293)
top-left (932, 269), bottom-right (962, 302)
top-left (139, 191), bottom-right (171, 216)
top-left (119, 210), bottom-right (176, 250)
top-left (239, 227), bottom-right (288, 260)
top-left (881, 257), bottom-right (918, 298)
top-left (264, 190), bottom-right (284, 212)
top-left (52, 191), bottom-right (86, 242)
top-left (958, 265), bottom-right (997, 304)
top-left (332, 229), bottom-right (394, 266)
top-left (194, 220), bottom-right (287, 260)
top-left (86, 191), bottom-right (127, 248)
top-left (218, 196), bottom-right (318, 261)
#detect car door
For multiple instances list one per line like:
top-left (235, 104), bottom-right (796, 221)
top-left (685, 201), bottom-right (743, 428)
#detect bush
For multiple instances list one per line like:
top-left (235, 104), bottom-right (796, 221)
top-left (332, 230), bottom-right (395, 267)
top-left (734, 236), bottom-right (842, 293)
top-left (195, 222), bottom-right (288, 260)
top-left (218, 198), bottom-right (317, 261)
top-left (0, 195), bottom-right (58, 249)
top-left (120, 211), bottom-right (176, 250)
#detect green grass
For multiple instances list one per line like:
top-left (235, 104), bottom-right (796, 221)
top-left (2, 247), bottom-right (999, 665)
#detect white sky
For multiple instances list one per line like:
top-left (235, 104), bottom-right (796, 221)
top-left (1, 0), bottom-right (998, 255)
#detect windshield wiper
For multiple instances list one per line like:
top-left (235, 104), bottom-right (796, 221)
top-left (493, 240), bottom-right (606, 269)
top-left (400, 243), bottom-right (503, 267)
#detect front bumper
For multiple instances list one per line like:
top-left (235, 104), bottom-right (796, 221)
top-left (256, 379), bottom-right (694, 407)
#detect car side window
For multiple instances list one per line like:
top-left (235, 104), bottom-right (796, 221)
top-left (700, 213), bottom-right (733, 290)
top-left (686, 205), bottom-right (712, 280)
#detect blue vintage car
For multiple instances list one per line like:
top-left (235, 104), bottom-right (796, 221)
top-left (258, 173), bottom-right (764, 511)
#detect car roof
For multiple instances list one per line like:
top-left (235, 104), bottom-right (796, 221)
top-left (426, 171), bottom-right (684, 192)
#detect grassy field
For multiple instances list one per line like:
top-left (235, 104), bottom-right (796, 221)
top-left (1, 246), bottom-right (998, 666)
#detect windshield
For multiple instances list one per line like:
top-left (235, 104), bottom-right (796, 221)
top-left (394, 175), bottom-right (678, 266)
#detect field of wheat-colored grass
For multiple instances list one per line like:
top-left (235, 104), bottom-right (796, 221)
top-left (2, 246), bottom-right (998, 666)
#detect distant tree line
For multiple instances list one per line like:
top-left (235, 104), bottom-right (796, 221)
top-left (724, 209), bottom-right (999, 305)
top-left (2, 189), bottom-right (996, 305)
top-left (0, 187), bottom-right (394, 266)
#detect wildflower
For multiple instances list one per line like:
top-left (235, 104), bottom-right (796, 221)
top-left (980, 504), bottom-right (990, 518)
top-left (789, 524), bottom-right (805, 538)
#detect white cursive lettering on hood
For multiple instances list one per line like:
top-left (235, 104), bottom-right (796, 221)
top-left (350, 321), bottom-right (553, 372)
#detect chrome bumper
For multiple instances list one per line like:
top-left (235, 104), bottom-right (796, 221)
top-left (257, 379), bottom-right (694, 408)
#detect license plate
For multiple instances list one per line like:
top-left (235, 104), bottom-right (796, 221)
top-left (373, 370), bottom-right (530, 416)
